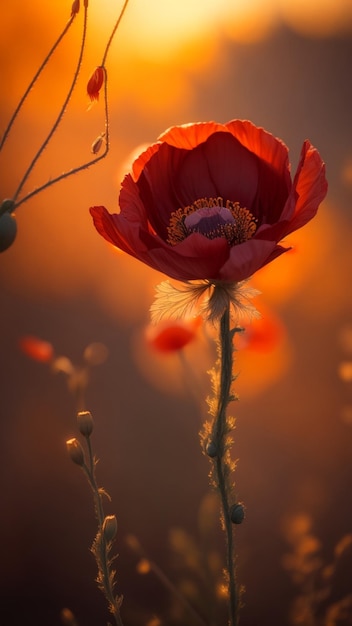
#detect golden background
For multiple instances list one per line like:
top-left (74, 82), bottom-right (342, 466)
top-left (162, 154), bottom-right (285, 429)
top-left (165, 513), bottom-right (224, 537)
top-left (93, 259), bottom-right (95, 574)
top-left (0, 1), bottom-right (352, 625)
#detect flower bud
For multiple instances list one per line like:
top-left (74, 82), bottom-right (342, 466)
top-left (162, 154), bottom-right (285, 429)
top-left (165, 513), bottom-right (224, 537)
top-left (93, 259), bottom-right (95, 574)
top-left (91, 134), bottom-right (105, 155)
top-left (102, 515), bottom-right (117, 542)
top-left (87, 66), bottom-right (105, 101)
top-left (71, 0), bottom-right (80, 17)
top-left (230, 503), bottom-right (245, 525)
top-left (77, 410), bottom-right (94, 437)
top-left (66, 438), bottom-right (85, 466)
top-left (206, 441), bottom-right (218, 458)
top-left (0, 210), bottom-right (17, 252)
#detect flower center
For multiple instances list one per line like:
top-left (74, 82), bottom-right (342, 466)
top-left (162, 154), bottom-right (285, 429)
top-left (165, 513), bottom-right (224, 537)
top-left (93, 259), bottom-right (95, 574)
top-left (167, 197), bottom-right (257, 246)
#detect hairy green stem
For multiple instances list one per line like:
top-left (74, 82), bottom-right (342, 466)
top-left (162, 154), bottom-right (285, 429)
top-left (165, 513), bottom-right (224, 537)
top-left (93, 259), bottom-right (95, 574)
top-left (212, 305), bottom-right (239, 626)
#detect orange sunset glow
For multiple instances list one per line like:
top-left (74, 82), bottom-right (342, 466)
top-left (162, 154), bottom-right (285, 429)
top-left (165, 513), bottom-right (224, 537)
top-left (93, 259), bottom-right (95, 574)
top-left (1, 2), bottom-right (351, 626)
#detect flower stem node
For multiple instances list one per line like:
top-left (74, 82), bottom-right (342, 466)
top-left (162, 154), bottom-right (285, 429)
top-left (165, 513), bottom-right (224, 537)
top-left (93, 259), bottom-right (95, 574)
top-left (66, 438), bottom-right (85, 466)
top-left (0, 210), bottom-right (17, 252)
top-left (102, 515), bottom-right (118, 542)
top-left (230, 503), bottom-right (245, 525)
top-left (206, 441), bottom-right (218, 458)
top-left (77, 410), bottom-right (94, 437)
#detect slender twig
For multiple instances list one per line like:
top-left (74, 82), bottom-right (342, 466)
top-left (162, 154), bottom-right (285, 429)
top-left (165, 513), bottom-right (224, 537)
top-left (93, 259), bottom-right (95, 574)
top-left (81, 436), bottom-right (124, 626)
top-left (11, 68), bottom-right (109, 212)
top-left (12, 5), bottom-right (89, 205)
top-left (11, 0), bottom-right (130, 213)
top-left (127, 536), bottom-right (208, 626)
top-left (0, 14), bottom-right (76, 152)
top-left (101, 0), bottom-right (130, 66)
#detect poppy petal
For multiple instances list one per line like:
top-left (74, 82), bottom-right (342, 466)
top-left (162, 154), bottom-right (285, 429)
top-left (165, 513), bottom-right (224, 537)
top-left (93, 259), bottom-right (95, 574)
top-left (158, 121), bottom-right (227, 149)
top-left (282, 140), bottom-right (328, 234)
top-left (218, 238), bottom-right (283, 282)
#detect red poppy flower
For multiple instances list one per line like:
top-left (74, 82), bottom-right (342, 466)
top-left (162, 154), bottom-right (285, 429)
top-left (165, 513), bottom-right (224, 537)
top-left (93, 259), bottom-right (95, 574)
top-left (19, 335), bottom-right (54, 363)
top-left (146, 316), bottom-right (201, 353)
top-left (90, 120), bottom-right (327, 283)
top-left (87, 66), bottom-right (104, 101)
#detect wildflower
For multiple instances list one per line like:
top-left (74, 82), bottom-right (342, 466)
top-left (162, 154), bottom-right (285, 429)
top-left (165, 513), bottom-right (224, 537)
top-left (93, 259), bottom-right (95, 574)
top-left (19, 335), bottom-right (54, 363)
top-left (87, 66), bottom-right (104, 101)
top-left (90, 120), bottom-right (327, 284)
top-left (146, 317), bottom-right (201, 352)
top-left (237, 305), bottom-right (284, 352)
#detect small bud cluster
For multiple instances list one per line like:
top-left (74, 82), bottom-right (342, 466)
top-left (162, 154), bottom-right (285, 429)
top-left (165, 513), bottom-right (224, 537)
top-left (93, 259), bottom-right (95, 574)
top-left (66, 411), bottom-right (94, 466)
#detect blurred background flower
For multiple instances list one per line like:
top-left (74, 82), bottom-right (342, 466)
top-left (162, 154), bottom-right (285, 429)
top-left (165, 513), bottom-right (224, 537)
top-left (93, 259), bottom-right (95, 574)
top-left (0, 1), bottom-right (351, 625)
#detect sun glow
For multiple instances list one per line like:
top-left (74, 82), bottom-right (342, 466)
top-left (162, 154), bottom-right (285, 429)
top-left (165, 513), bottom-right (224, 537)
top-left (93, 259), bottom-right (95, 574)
top-left (93, 0), bottom-right (229, 61)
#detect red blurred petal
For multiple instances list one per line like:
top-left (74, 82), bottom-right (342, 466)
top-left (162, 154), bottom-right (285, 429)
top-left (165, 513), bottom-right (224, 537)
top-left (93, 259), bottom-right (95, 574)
top-left (238, 311), bottom-right (284, 352)
top-left (158, 121), bottom-right (226, 149)
top-left (19, 335), bottom-right (54, 363)
top-left (146, 317), bottom-right (201, 353)
top-left (87, 66), bottom-right (104, 101)
top-left (282, 140), bottom-right (328, 234)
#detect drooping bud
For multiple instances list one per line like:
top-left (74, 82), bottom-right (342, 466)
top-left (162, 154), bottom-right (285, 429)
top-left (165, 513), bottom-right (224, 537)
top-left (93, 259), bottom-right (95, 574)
top-left (77, 410), bottom-right (94, 437)
top-left (102, 515), bottom-right (118, 542)
top-left (71, 0), bottom-right (80, 17)
top-left (91, 134), bottom-right (105, 155)
top-left (87, 66), bottom-right (105, 101)
top-left (230, 503), bottom-right (245, 525)
top-left (0, 209), bottom-right (17, 252)
top-left (66, 438), bottom-right (85, 466)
